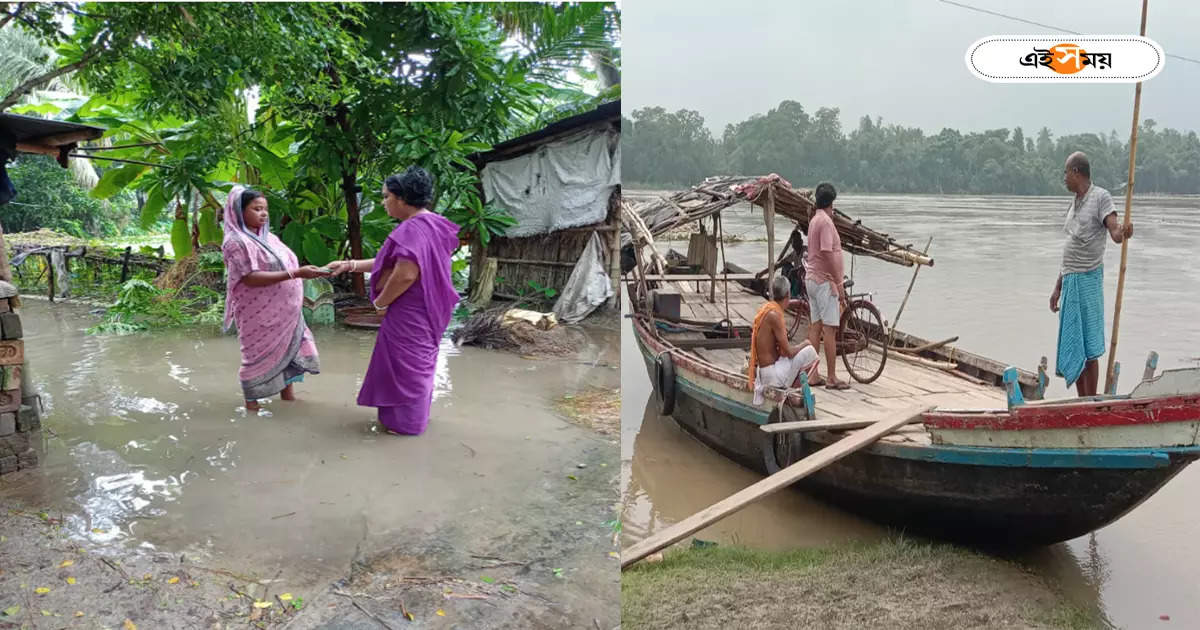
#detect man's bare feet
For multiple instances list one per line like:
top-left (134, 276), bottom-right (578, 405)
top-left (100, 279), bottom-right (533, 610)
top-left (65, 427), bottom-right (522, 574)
top-left (246, 399), bottom-right (261, 411)
top-left (281, 384), bottom-right (296, 401)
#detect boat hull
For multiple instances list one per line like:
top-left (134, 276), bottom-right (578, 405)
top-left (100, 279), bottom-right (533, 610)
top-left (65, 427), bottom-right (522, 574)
top-left (637, 332), bottom-right (1199, 546)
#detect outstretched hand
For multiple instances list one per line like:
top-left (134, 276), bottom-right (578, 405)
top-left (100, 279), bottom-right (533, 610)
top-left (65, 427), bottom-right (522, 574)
top-left (326, 260), bottom-right (353, 276)
top-left (295, 265), bottom-right (331, 280)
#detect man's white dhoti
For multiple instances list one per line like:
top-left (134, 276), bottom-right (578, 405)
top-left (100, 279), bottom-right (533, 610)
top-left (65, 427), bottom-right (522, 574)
top-left (753, 345), bottom-right (819, 405)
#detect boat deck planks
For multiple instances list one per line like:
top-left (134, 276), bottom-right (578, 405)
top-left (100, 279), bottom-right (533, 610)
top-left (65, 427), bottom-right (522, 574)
top-left (656, 283), bottom-right (1010, 432)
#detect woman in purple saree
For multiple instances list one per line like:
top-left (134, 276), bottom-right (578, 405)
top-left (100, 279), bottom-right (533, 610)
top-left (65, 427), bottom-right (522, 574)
top-left (330, 167), bottom-right (460, 435)
top-left (222, 187), bottom-right (329, 410)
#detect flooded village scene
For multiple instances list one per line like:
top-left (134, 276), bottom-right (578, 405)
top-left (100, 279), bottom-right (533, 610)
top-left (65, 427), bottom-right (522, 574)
top-left (1, 2), bottom-right (620, 629)
top-left (620, 1), bottom-right (1200, 629)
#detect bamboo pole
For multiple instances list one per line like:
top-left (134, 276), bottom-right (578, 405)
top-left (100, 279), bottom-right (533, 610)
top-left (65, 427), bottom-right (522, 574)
top-left (765, 186), bottom-right (776, 289)
top-left (887, 237), bottom-right (933, 347)
top-left (620, 408), bottom-right (929, 569)
top-left (1105, 0), bottom-right (1148, 394)
top-left (718, 212), bottom-right (730, 327)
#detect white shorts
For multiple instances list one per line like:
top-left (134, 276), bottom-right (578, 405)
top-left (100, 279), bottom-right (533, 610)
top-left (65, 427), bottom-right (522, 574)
top-left (806, 279), bottom-right (840, 327)
top-left (753, 345), bottom-right (820, 405)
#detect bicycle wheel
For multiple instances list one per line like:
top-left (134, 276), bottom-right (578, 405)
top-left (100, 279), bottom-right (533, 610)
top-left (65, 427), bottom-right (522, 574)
top-left (786, 300), bottom-right (810, 340)
top-left (839, 300), bottom-right (887, 384)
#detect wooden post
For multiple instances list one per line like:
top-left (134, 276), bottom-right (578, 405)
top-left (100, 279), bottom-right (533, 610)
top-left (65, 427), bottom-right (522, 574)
top-left (1143, 351), bottom-right (1158, 381)
top-left (119, 246), bottom-right (132, 283)
top-left (1003, 366), bottom-right (1024, 410)
top-left (799, 372), bottom-right (815, 419)
top-left (764, 186), bottom-right (776, 289)
top-left (1036, 356), bottom-right (1049, 400)
top-left (708, 217), bottom-right (717, 304)
top-left (620, 408), bottom-right (928, 569)
top-left (1105, 0), bottom-right (1149, 394)
top-left (46, 253), bottom-right (55, 302)
top-left (0, 220), bottom-right (11, 283)
top-left (1107, 362), bottom-right (1121, 396)
top-left (607, 191), bottom-right (622, 308)
top-left (717, 212), bottom-right (730, 325)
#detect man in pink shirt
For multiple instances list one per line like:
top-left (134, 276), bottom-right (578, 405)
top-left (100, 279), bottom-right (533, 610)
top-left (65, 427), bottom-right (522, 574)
top-left (805, 182), bottom-right (851, 390)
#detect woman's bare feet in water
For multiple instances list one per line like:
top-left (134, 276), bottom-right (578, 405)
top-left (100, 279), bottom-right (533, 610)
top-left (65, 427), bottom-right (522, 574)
top-left (281, 384), bottom-right (296, 401)
top-left (246, 399), bottom-right (261, 411)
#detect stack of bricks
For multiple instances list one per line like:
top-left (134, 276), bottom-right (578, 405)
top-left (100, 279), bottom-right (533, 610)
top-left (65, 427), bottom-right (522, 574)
top-left (0, 280), bottom-right (38, 475)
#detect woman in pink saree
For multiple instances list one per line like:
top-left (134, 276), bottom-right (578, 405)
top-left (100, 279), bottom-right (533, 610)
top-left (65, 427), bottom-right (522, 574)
top-left (329, 167), bottom-right (460, 435)
top-left (222, 186), bottom-right (329, 410)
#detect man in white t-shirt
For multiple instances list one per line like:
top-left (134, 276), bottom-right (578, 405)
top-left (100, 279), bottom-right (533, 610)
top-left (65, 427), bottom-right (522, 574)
top-left (1050, 151), bottom-right (1133, 396)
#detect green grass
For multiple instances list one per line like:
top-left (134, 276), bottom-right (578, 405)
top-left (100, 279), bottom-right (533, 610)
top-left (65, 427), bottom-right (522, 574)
top-left (622, 538), bottom-right (1107, 630)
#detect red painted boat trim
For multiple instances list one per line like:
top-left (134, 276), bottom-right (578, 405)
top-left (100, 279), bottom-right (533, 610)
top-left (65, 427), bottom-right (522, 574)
top-left (924, 395), bottom-right (1200, 431)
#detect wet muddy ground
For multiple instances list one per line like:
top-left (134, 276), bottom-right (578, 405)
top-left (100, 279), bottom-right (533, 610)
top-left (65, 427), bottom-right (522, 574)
top-left (1, 300), bottom-right (620, 628)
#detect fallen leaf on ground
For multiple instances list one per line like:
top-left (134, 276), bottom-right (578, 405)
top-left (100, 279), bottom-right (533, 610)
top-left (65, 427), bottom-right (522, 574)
top-left (167, 577), bottom-right (179, 584)
top-left (253, 601), bottom-right (272, 609)
top-left (41, 610), bottom-right (51, 616)
top-left (608, 552), bottom-right (619, 559)
top-left (91, 528), bottom-right (106, 534)
top-left (34, 587), bottom-right (50, 595)
top-left (60, 560), bottom-right (73, 568)
top-left (436, 609), bottom-right (446, 616)
top-left (567, 475), bottom-right (577, 481)
top-left (75, 611), bottom-right (84, 617)
top-left (480, 576), bottom-right (495, 584)
top-left (124, 620), bottom-right (137, 630)
top-left (2, 606), bottom-right (18, 616)
top-left (279, 593), bottom-right (293, 601)
top-left (66, 577), bottom-right (76, 585)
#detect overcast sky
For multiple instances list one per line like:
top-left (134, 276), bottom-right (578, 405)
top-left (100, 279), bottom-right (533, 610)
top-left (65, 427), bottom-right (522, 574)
top-left (625, 0), bottom-right (1200, 138)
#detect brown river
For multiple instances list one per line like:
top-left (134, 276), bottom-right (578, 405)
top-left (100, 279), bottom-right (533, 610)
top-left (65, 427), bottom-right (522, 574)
top-left (622, 191), bottom-right (1200, 629)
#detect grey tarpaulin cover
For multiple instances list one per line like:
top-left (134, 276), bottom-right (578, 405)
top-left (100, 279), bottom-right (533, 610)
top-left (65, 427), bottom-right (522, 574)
top-left (552, 231), bottom-right (613, 324)
top-left (481, 128), bottom-right (619, 238)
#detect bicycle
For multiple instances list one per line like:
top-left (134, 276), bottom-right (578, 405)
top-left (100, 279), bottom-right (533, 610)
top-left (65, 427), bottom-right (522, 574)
top-left (781, 267), bottom-right (888, 385)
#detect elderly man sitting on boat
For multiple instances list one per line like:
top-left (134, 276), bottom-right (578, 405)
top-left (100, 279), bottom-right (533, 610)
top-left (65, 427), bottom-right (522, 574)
top-left (748, 276), bottom-right (821, 405)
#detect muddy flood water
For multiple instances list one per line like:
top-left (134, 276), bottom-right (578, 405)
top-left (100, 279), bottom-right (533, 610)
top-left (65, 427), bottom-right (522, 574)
top-left (622, 191), bottom-right (1200, 629)
top-left (2, 299), bottom-right (621, 626)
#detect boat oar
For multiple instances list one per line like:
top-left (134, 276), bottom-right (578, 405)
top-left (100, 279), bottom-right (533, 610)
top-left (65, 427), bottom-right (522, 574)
top-left (1105, 0), bottom-right (1148, 394)
top-left (619, 407), bottom-right (932, 570)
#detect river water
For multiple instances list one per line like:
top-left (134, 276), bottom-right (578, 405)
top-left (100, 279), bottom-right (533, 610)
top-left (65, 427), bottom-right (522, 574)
top-left (1, 300), bottom-right (621, 615)
top-left (622, 191), bottom-right (1200, 629)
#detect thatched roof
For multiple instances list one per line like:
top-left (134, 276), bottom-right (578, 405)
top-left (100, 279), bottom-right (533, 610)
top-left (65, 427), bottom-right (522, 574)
top-left (625, 175), bottom-right (933, 268)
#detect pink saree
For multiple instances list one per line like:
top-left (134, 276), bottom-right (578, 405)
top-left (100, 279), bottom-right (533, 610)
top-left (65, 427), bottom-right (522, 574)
top-left (221, 186), bottom-right (320, 400)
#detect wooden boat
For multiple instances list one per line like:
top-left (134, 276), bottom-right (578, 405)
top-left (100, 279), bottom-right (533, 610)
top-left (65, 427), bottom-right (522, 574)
top-left (624, 175), bottom-right (1200, 546)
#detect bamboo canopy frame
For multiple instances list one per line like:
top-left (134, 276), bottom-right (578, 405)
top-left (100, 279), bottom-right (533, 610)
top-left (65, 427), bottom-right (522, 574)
top-left (623, 175), bottom-right (934, 269)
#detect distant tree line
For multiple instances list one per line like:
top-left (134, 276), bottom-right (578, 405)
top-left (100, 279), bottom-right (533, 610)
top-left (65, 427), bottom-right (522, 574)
top-left (623, 101), bottom-right (1200, 194)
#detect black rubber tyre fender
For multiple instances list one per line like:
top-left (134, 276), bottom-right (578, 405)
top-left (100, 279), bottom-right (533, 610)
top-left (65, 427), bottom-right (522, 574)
top-left (653, 352), bottom-right (677, 416)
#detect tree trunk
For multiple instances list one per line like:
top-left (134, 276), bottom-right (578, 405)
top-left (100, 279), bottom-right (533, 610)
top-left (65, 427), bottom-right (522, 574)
top-left (190, 190), bottom-right (200, 252)
top-left (332, 99), bottom-right (364, 296)
top-left (342, 169), bottom-right (364, 296)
